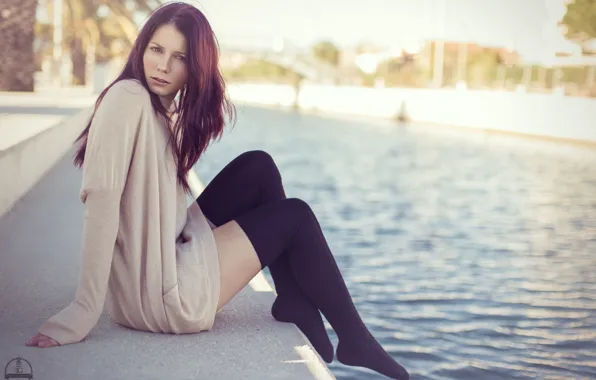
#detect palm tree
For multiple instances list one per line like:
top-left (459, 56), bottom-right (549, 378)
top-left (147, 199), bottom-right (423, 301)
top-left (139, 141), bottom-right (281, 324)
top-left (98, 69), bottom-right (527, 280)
top-left (61, 0), bottom-right (139, 86)
top-left (47, 0), bottom-right (159, 86)
top-left (0, 0), bottom-right (38, 91)
top-left (1, 0), bottom-right (161, 91)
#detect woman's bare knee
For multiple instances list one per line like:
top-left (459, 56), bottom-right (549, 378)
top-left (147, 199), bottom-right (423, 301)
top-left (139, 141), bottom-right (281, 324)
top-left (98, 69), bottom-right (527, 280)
top-left (213, 220), bottom-right (262, 311)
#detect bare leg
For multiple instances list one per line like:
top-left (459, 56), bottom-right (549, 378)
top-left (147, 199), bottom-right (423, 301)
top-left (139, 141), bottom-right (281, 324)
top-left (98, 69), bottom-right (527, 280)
top-left (212, 220), bottom-right (262, 311)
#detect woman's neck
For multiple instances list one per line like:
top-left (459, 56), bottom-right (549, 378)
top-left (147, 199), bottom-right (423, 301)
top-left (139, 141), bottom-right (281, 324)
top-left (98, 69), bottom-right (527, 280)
top-left (159, 93), bottom-right (176, 110)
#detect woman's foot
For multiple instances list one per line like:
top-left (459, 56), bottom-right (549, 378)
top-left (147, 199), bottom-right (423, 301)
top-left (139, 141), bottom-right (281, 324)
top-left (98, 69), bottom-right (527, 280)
top-left (336, 331), bottom-right (409, 379)
top-left (271, 295), bottom-right (334, 363)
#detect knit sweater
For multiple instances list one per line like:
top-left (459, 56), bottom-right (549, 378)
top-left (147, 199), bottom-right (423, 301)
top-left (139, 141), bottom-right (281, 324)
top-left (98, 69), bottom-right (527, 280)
top-left (38, 79), bottom-right (221, 345)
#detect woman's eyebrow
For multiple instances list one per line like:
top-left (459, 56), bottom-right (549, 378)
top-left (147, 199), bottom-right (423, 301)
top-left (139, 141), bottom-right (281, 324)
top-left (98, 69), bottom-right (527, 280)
top-left (149, 42), bottom-right (186, 55)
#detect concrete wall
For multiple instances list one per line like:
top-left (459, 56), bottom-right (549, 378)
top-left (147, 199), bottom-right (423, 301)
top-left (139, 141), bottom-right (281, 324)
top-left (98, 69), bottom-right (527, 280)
top-left (227, 83), bottom-right (596, 143)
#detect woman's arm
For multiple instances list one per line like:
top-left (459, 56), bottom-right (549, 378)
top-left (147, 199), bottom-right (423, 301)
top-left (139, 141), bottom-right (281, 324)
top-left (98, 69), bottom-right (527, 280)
top-left (35, 80), bottom-right (149, 346)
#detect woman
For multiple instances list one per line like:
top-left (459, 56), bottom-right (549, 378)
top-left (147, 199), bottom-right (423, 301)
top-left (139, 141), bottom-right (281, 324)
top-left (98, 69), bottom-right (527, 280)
top-left (26, 2), bottom-right (409, 379)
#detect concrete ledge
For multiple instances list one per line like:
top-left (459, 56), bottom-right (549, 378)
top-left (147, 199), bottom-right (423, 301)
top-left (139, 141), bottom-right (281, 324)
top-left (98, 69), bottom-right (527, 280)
top-left (0, 87), bottom-right (98, 108)
top-left (0, 107), bottom-right (92, 217)
top-left (0, 114), bottom-right (67, 151)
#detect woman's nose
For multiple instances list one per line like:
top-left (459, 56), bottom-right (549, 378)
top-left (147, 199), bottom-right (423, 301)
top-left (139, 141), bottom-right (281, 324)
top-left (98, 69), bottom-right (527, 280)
top-left (157, 58), bottom-right (171, 73)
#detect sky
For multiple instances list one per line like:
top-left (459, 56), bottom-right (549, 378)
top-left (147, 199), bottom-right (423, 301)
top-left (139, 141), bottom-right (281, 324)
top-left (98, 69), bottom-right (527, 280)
top-left (181, 0), bottom-right (576, 60)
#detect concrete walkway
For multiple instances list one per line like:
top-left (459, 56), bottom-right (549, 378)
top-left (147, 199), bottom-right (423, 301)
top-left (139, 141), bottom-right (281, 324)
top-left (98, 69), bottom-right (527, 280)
top-left (0, 90), bottom-right (335, 379)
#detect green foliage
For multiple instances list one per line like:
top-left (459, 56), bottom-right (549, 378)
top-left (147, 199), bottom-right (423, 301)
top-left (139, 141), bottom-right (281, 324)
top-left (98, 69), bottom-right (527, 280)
top-left (376, 57), bottom-right (429, 87)
top-left (311, 40), bottom-right (340, 67)
top-left (466, 49), bottom-right (500, 86)
top-left (224, 39), bottom-right (594, 95)
top-left (223, 59), bottom-right (301, 84)
top-left (561, 0), bottom-right (596, 41)
top-left (36, 0), bottom-right (151, 63)
top-left (561, 66), bottom-right (589, 82)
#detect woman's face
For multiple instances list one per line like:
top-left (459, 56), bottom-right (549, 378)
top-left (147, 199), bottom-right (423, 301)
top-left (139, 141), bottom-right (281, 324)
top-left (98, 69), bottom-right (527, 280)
top-left (143, 24), bottom-right (188, 101)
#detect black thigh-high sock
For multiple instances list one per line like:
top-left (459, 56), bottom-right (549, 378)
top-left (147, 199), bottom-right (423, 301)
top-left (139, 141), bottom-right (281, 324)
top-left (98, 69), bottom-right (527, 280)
top-left (235, 198), bottom-right (409, 380)
top-left (196, 150), bottom-right (333, 362)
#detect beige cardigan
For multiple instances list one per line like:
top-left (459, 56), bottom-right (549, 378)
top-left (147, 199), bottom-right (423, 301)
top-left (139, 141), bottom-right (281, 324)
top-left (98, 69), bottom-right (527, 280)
top-left (38, 79), bottom-right (221, 345)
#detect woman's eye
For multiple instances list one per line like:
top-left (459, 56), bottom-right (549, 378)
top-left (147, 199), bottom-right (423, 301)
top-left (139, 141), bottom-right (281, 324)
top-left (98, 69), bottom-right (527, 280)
top-left (151, 46), bottom-right (161, 53)
top-left (178, 56), bottom-right (186, 61)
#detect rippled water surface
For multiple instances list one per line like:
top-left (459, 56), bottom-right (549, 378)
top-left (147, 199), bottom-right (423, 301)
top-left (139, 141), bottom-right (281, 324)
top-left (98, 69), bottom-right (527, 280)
top-left (195, 106), bottom-right (596, 380)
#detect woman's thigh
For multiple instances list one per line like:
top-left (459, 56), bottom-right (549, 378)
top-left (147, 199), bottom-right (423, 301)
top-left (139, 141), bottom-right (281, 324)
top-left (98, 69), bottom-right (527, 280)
top-left (213, 220), bottom-right (262, 312)
top-left (212, 198), bottom-right (310, 311)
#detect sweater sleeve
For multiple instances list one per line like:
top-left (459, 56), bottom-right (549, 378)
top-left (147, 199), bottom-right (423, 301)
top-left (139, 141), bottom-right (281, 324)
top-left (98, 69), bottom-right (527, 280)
top-left (37, 80), bottom-right (149, 346)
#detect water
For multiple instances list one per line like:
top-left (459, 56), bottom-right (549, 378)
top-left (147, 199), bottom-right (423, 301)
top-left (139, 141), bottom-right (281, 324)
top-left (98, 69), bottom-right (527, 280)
top-left (195, 106), bottom-right (596, 380)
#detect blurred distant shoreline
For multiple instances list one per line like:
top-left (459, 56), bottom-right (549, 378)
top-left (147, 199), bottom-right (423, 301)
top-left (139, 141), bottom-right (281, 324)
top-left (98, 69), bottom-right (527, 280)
top-left (225, 81), bottom-right (595, 147)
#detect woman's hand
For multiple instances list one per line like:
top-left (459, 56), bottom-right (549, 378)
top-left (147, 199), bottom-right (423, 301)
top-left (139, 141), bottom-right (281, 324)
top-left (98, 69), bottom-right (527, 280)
top-left (26, 333), bottom-right (60, 348)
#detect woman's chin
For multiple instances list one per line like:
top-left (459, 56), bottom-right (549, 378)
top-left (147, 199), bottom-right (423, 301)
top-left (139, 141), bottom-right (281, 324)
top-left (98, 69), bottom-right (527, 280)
top-left (147, 85), bottom-right (172, 96)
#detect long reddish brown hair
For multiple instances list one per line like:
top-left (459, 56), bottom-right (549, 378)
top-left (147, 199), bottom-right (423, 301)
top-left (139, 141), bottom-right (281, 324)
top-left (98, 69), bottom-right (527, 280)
top-left (73, 2), bottom-right (236, 194)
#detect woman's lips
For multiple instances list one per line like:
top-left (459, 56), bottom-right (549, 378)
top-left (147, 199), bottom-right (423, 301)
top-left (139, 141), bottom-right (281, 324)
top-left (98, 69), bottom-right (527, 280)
top-left (151, 77), bottom-right (169, 84)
